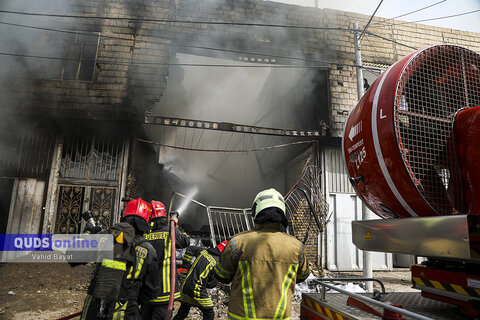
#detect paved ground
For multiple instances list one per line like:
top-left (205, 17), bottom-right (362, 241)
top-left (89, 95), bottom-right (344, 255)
top-left (330, 269), bottom-right (417, 293)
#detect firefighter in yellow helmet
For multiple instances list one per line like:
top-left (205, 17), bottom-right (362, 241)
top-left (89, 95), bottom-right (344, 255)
top-left (214, 188), bottom-right (310, 320)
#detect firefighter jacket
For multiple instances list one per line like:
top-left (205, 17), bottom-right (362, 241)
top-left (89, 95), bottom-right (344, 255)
top-left (81, 230), bottom-right (159, 320)
top-left (143, 221), bottom-right (190, 304)
top-left (214, 221), bottom-right (310, 320)
top-left (179, 246), bottom-right (220, 308)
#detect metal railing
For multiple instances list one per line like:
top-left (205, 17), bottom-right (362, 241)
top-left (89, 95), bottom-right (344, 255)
top-left (206, 207), bottom-right (252, 246)
top-left (314, 277), bottom-right (385, 296)
top-left (312, 279), bottom-right (434, 320)
top-left (168, 166), bottom-right (327, 256)
top-left (168, 192), bottom-right (253, 247)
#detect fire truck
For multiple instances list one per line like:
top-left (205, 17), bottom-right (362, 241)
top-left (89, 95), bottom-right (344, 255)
top-left (301, 44), bottom-right (480, 319)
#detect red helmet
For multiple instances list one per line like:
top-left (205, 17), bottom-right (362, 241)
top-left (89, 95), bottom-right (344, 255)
top-left (150, 201), bottom-right (166, 219)
top-left (122, 198), bottom-right (152, 222)
top-left (216, 240), bottom-right (228, 254)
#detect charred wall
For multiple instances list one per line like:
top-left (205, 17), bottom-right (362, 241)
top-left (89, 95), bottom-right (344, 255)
top-left (0, 0), bottom-right (173, 123)
top-left (2, 0), bottom-right (479, 135)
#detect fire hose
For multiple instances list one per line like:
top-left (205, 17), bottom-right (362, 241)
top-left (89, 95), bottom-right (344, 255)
top-left (54, 311), bottom-right (82, 320)
top-left (165, 211), bottom-right (178, 320)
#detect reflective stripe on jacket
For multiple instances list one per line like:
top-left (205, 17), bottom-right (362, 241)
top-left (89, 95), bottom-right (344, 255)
top-left (179, 246), bottom-right (219, 308)
top-left (214, 222), bottom-right (310, 320)
top-left (81, 234), bottom-right (158, 320)
top-left (144, 223), bottom-right (189, 304)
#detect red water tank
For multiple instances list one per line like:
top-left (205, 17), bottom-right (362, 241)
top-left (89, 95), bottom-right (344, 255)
top-left (343, 44), bottom-right (480, 219)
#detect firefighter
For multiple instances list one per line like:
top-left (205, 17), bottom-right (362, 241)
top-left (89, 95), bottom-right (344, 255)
top-left (172, 240), bottom-right (228, 320)
top-left (141, 201), bottom-right (190, 320)
top-left (80, 198), bottom-right (159, 320)
top-left (214, 188), bottom-right (310, 320)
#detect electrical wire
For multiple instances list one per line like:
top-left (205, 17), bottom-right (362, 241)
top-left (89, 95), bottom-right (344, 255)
top-left (364, 31), bottom-right (418, 50)
top-left (0, 50), bottom-right (351, 69)
top-left (0, 9), bottom-right (347, 31)
top-left (400, 9), bottom-right (480, 25)
top-left (6, 6), bottom-right (477, 33)
top-left (0, 20), bottom-right (346, 64)
top-left (363, 36), bottom-right (383, 61)
top-left (0, 50), bottom-right (395, 71)
top-left (0, 20), bottom-right (351, 67)
top-left (0, 21), bottom-right (342, 67)
top-left (366, 7), bottom-right (480, 30)
top-left (2, 8), bottom-right (471, 70)
top-left (359, 0), bottom-right (384, 41)
top-left (0, 18), bottom-right (421, 66)
top-left (135, 137), bottom-right (317, 153)
top-left (370, 0), bottom-right (446, 26)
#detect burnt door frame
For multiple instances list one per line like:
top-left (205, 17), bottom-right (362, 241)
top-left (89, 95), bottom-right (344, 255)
top-left (44, 136), bottom-right (129, 234)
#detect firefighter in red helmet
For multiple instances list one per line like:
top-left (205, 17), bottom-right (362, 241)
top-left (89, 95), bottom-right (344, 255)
top-left (141, 201), bottom-right (190, 320)
top-left (172, 240), bottom-right (228, 320)
top-left (79, 198), bottom-right (160, 320)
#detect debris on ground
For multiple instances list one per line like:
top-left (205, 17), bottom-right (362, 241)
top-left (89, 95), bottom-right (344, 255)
top-left (0, 262), bottom-right (415, 320)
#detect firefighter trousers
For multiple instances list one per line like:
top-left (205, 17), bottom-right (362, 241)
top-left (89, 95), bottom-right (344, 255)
top-left (172, 302), bottom-right (214, 320)
top-left (141, 303), bottom-right (170, 320)
top-left (81, 295), bottom-right (141, 320)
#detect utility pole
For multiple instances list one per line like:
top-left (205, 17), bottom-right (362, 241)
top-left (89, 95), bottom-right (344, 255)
top-left (354, 22), bottom-right (365, 99)
top-left (354, 21), bottom-right (372, 293)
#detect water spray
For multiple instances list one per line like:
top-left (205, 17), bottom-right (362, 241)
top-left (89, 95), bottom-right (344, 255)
top-left (175, 187), bottom-right (199, 215)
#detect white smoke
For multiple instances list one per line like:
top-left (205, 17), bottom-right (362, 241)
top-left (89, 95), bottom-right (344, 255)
top-left (150, 53), bottom-right (321, 211)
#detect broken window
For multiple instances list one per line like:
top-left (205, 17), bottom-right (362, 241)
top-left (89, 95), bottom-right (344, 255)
top-left (0, 25), bottom-right (99, 82)
top-left (59, 33), bottom-right (99, 81)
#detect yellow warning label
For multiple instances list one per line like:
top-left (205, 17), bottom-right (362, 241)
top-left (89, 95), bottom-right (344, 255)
top-left (365, 231), bottom-right (372, 240)
top-left (420, 271), bottom-right (425, 277)
top-left (116, 232), bottom-right (124, 244)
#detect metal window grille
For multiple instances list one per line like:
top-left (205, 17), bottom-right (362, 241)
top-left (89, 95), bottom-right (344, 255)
top-left (0, 132), bottom-right (55, 179)
top-left (60, 135), bottom-right (124, 183)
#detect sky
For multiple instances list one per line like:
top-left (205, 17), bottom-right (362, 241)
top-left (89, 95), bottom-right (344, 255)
top-left (271, 0), bottom-right (480, 33)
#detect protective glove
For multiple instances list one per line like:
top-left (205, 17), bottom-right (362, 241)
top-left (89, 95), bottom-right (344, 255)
top-left (83, 225), bottom-right (102, 234)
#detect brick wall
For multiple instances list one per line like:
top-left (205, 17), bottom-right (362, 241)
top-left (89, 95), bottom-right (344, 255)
top-left (317, 9), bottom-right (480, 136)
top-left (2, 0), bottom-right (479, 133)
top-left (170, 2), bottom-right (480, 136)
top-left (0, 0), bottom-right (173, 121)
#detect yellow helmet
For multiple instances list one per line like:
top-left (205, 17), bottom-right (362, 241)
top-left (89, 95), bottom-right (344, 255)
top-left (251, 188), bottom-right (285, 219)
